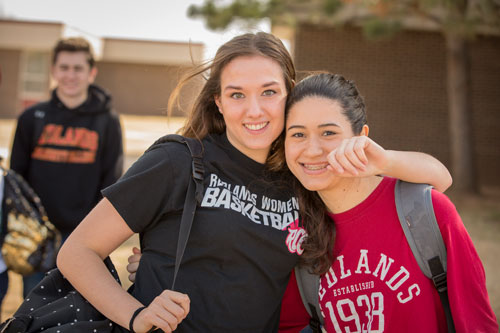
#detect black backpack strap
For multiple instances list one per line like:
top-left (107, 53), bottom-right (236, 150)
top-left (181, 137), bottom-right (204, 204)
top-left (395, 180), bottom-right (455, 333)
top-left (146, 134), bottom-right (204, 290)
top-left (32, 109), bottom-right (46, 149)
top-left (294, 265), bottom-right (323, 332)
top-left (428, 256), bottom-right (455, 332)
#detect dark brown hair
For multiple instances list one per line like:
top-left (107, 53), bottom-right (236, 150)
top-left (284, 73), bottom-right (367, 274)
top-left (169, 32), bottom-right (295, 144)
top-left (52, 37), bottom-right (95, 68)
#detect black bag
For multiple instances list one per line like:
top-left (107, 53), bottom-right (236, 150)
top-left (0, 135), bottom-right (204, 333)
top-left (0, 158), bottom-right (61, 276)
top-left (1, 257), bottom-right (120, 333)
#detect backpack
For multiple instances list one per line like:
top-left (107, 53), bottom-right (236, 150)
top-left (0, 157), bottom-right (61, 276)
top-left (295, 180), bottom-right (455, 333)
top-left (0, 134), bottom-right (204, 333)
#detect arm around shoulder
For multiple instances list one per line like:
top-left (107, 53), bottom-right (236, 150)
top-left (383, 151), bottom-right (452, 192)
top-left (325, 137), bottom-right (452, 192)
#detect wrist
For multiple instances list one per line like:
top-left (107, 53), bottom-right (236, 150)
top-left (379, 150), bottom-right (396, 175)
top-left (129, 306), bottom-right (147, 333)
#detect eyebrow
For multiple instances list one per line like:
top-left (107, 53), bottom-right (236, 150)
top-left (319, 123), bottom-right (340, 128)
top-left (223, 81), bottom-right (280, 92)
top-left (58, 64), bottom-right (84, 68)
top-left (287, 122), bottom-right (340, 131)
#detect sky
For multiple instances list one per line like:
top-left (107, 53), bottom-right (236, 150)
top-left (0, 0), bottom-right (270, 59)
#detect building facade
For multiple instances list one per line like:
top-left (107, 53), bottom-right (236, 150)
top-left (289, 24), bottom-right (500, 189)
top-left (0, 19), bottom-right (204, 118)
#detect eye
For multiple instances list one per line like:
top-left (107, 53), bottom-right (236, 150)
top-left (230, 92), bottom-right (245, 99)
top-left (290, 132), bottom-right (304, 138)
top-left (262, 89), bottom-right (276, 96)
top-left (322, 130), bottom-right (337, 136)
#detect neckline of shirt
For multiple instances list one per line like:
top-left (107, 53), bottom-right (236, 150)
top-left (208, 132), bottom-right (267, 174)
top-left (327, 176), bottom-right (395, 226)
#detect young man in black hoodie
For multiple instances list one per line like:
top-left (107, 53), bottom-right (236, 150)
top-left (10, 37), bottom-right (124, 297)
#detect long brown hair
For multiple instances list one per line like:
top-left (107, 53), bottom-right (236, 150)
top-left (284, 73), bottom-right (367, 275)
top-left (169, 32), bottom-right (296, 142)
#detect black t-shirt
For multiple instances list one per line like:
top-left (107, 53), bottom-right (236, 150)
top-left (103, 133), bottom-right (300, 332)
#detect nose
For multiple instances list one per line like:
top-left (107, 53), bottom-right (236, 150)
top-left (64, 68), bottom-right (77, 79)
top-left (303, 136), bottom-right (323, 157)
top-left (246, 95), bottom-right (264, 118)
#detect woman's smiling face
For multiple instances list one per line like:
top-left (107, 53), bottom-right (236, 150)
top-left (285, 96), bottom-right (356, 192)
top-left (215, 55), bottom-right (287, 164)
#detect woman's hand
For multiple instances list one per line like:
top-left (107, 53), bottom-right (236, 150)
top-left (127, 247), bottom-right (142, 283)
top-left (326, 136), bottom-right (452, 191)
top-left (326, 136), bottom-right (388, 177)
top-left (133, 290), bottom-right (190, 333)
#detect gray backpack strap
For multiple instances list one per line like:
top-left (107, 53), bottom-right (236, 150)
top-left (394, 180), bottom-right (455, 333)
top-left (294, 265), bottom-right (323, 332)
top-left (394, 180), bottom-right (446, 277)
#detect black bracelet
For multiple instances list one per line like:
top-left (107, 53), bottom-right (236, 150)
top-left (129, 306), bottom-right (147, 332)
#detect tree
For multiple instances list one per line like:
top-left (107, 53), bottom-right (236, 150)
top-left (189, 0), bottom-right (500, 193)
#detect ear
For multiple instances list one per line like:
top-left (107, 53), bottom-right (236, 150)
top-left (88, 66), bottom-right (98, 84)
top-left (360, 124), bottom-right (369, 137)
top-left (214, 95), bottom-right (222, 114)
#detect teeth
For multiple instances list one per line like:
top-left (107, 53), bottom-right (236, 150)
top-left (245, 122), bottom-right (267, 130)
top-left (303, 164), bottom-right (328, 170)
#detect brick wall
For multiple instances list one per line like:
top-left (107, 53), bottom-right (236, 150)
top-left (293, 24), bottom-right (500, 189)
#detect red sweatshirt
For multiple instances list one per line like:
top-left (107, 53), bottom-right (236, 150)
top-left (280, 177), bottom-right (497, 333)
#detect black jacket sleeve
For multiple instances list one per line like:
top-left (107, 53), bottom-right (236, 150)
top-left (10, 111), bottom-right (35, 179)
top-left (99, 112), bottom-right (123, 190)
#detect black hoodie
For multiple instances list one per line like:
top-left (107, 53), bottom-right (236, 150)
top-left (10, 84), bottom-right (123, 234)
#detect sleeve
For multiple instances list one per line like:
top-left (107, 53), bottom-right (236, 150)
top-left (101, 144), bottom-right (190, 233)
top-left (9, 111), bottom-right (34, 179)
top-left (279, 269), bottom-right (311, 333)
top-left (432, 190), bottom-right (498, 332)
top-left (99, 113), bottom-right (123, 190)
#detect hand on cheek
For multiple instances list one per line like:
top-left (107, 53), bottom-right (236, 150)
top-left (327, 137), bottom-right (369, 176)
top-left (327, 136), bottom-right (388, 178)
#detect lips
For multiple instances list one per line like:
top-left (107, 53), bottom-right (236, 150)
top-left (60, 83), bottom-right (81, 90)
top-left (244, 122), bottom-right (269, 131)
top-left (300, 162), bottom-right (329, 174)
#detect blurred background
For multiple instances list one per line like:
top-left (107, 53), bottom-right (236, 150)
top-left (0, 0), bottom-right (499, 324)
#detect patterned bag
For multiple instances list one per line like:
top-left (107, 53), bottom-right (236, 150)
top-left (0, 257), bottom-right (120, 333)
top-left (0, 161), bottom-right (61, 276)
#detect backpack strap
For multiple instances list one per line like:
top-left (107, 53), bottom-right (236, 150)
top-left (294, 265), bottom-right (323, 332)
top-left (33, 110), bottom-right (46, 144)
top-left (146, 134), bottom-right (204, 290)
top-left (394, 180), bottom-right (455, 333)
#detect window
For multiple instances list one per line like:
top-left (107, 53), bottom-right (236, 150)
top-left (19, 51), bottom-right (50, 108)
